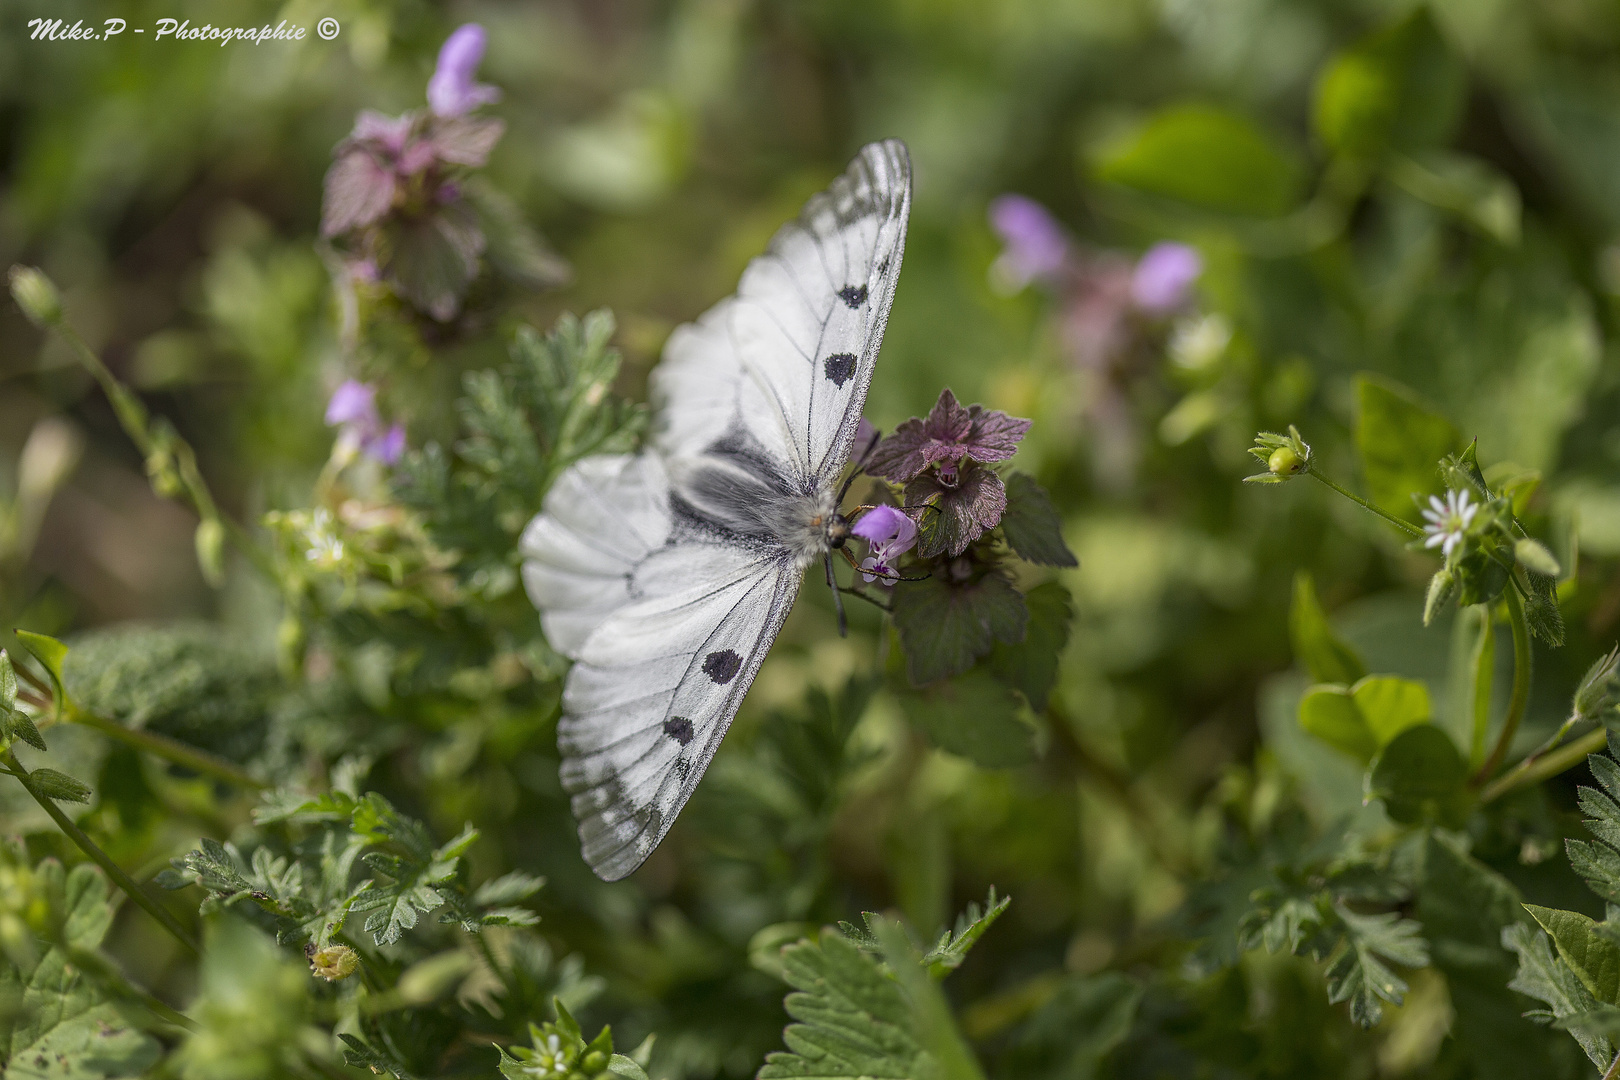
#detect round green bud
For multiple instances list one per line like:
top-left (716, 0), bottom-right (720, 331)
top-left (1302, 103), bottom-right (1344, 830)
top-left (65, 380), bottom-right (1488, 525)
top-left (309, 944), bottom-right (359, 981)
top-left (1267, 446), bottom-right (1304, 476)
top-left (581, 1051), bottom-right (607, 1073)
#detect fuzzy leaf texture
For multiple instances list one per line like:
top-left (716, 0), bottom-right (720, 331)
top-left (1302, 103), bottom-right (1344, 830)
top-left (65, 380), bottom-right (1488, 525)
top-left (0, 862), bottom-right (161, 1080)
top-left (1564, 730), bottom-right (1620, 904)
top-left (1503, 922), bottom-right (1615, 1068)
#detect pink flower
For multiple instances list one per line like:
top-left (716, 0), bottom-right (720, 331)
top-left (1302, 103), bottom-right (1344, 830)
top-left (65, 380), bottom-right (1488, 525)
top-left (852, 505), bottom-right (918, 583)
top-left (325, 380), bottom-right (406, 465)
top-left (427, 24), bottom-right (502, 118)
top-left (988, 195), bottom-right (1069, 290)
top-left (1130, 242), bottom-right (1202, 314)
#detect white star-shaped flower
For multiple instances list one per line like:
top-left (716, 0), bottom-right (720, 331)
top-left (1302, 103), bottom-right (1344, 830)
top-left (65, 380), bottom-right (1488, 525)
top-left (1421, 489), bottom-right (1477, 558)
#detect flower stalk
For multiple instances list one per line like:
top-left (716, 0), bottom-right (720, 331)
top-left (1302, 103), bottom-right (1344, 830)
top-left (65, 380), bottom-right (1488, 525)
top-left (1473, 586), bottom-right (1532, 786)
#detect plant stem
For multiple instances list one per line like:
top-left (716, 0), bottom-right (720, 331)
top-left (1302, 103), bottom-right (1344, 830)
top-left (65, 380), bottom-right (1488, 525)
top-left (48, 318), bottom-right (275, 581)
top-left (1479, 725), bottom-right (1608, 803)
top-left (1473, 587), bottom-right (1532, 786)
top-left (1306, 468), bottom-right (1425, 539)
top-left (1603, 1049), bottom-right (1620, 1080)
top-left (1467, 604), bottom-right (1495, 770)
top-left (60, 940), bottom-right (197, 1032)
top-left (67, 704), bottom-right (266, 790)
top-left (0, 748), bottom-right (200, 955)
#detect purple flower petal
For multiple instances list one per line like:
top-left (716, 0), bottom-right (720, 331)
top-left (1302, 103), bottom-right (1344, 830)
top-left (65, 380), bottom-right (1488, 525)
top-left (989, 194), bottom-right (1068, 288)
top-left (325, 380), bottom-right (378, 427)
top-left (1130, 242), bottom-right (1202, 314)
top-left (427, 24), bottom-right (503, 118)
top-left (365, 423), bottom-right (407, 465)
top-left (852, 505), bottom-right (916, 547)
top-left (353, 110), bottom-right (413, 154)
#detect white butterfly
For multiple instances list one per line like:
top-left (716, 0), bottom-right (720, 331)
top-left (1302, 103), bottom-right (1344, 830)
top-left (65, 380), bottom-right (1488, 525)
top-left (520, 140), bottom-right (912, 880)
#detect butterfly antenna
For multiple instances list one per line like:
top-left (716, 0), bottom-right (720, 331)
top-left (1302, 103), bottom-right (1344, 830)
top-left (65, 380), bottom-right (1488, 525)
top-left (838, 427), bottom-right (883, 504)
top-left (825, 552), bottom-right (848, 637)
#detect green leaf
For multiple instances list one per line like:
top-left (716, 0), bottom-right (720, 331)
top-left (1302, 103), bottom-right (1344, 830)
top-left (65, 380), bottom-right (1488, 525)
top-left (1351, 675), bottom-right (1431, 746)
top-left (30, 768), bottom-right (91, 804)
top-left (350, 798), bottom-right (472, 946)
top-left (1524, 905), bottom-right (1620, 1006)
top-left (14, 629), bottom-right (70, 717)
top-left (1504, 922), bottom-right (1616, 1069)
top-left (1297, 675), bottom-right (1428, 762)
top-left (987, 582), bottom-right (1073, 711)
top-left (1387, 152), bottom-right (1522, 245)
top-left (2, 864), bottom-right (161, 1080)
top-left (0, 649), bottom-right (46, 752)
top-left (606, 1054), bottom-right (652, 1080)
top-left (1366, 723), bottom-right (1468, 826)
top-left (1354, 374), bottom-right (1460, 524)
top-left (758, 929), bottom-right (932, 1080)
top-left (1093, 103), bottom-right (1303, 216)
top-left (1289, 573), bottom-right (1366, 685)
top-left (999, 474), bottom-right (1076, 567)
top-left (1312, 9), bottom-right (1464, 159)
top-left (997, 973), bottom-right (1141, 1080)
top-left (1324, 906), bottom-right (1430, 1028)
top-left (896, 670), bottom-right (1034, 768)
top-left (921, 888), bottom-right (1010, 977)
top-left (891, 569), bottom-right (1027, 686)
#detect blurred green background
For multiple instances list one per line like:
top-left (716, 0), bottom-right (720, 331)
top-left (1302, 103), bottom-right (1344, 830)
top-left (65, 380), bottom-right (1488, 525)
top-left (10, 0), bottom-right (1620, 1077)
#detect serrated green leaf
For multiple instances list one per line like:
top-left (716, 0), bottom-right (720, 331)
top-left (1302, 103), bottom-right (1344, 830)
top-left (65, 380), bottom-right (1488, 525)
top-left (891, 569), bottom-right (1027, 686)
top-left (1525, 905), bottom-right (1620, 1006)
top-left (1324, 906), bottom-right (1430, 1027)
top-left (895, 670), bottom-right (1033, 767)
top-left (922, 888), bottom-right (1010, 976)
top-left (999, 474), bottom-right (1076, 567)
top-left (29, 768), bottom-right (91, 804)
top-left (1289, 573), bottom-right (1366, 685)
top-left (758, 931), bottom-right (927, 1079)
top-left (1504, 922), bottom-right (1615, 1068)
top-left (3, 864), bottom-right (161, 1080)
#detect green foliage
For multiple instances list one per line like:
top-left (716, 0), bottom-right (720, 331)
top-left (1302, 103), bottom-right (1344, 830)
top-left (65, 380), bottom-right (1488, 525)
top-left (997, 474), bottom-right (1076, 568)
top-left (1564, 731), bottom-right (1620, 904)
top-left (838, 887), bottom-right (1010, 978)
top-left (1312, 10), bottom-right (1464, 160)
top-left (890, 567), bottom-right (1027, 686)
top-left (1354, 375), bottom-right (1459, 524)
top-left (0, 861), bottom-right (161, 1080)
top-left (1365, 724), bottom-right (1468, 826)
top-left (1503, 923), bottom-right (1615, 1069)
top-left (1298, 675), bottom-right (1430, 762)
top-left (1289, 573), bottom-right (1367, 686)
top-left (1094, 103), bottom-right (1303, 216)
top-left (0, 650), bottom-right (46, 753)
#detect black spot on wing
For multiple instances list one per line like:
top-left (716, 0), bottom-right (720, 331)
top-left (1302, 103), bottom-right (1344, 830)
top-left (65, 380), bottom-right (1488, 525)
top-left (663, 716), bottom-right (694, 745)
top-left (824, 353), bottom-right (856, 388)
top-left (702, 649), bottom-right (743, 684)
top-left (837, 285), bottom-right (867, 309)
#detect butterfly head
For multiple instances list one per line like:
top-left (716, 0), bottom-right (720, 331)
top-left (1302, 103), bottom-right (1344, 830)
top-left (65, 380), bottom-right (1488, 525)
top-left (826, 514), bottom-right (853, 549)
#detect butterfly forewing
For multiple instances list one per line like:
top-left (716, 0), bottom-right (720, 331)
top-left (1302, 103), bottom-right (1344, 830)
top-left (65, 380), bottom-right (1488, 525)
top-left (521, 139), bottom-right (911, 880)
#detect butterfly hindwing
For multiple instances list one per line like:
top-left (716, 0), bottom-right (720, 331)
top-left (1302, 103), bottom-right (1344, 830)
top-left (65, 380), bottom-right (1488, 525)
top-left (650, 139), bottom-right (911, 488)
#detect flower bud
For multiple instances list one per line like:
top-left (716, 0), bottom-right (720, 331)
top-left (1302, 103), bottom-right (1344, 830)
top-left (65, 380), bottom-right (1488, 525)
top-left (1514, 537), bottom-right (1561, 578)
top-left (581, 1051), bottom-right (607, 1073)
top-left (1423, 567), bottom-right (1455, 626)
top-left (8, 266), bottom-right (62, 328)
top-left (1267, 446), bottom-right (1305, 476)
top-left (309, 943), bottom-right (359, 981)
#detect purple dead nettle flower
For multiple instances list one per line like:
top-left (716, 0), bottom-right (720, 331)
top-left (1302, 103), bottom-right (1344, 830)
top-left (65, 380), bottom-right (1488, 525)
top-left (1129, 242), bottom-right (1202, 315)
top-left (853, 505), bottom-right (918, 584)
top-left (427, 24), bottom-right (502, 118)
top-left (988, 195), bottom-right (1070, 291)
top-left (326, 380), bottom-right (406, 465)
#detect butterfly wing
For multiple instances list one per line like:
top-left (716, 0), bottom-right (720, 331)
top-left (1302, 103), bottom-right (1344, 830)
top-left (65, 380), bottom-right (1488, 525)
top-left (650, 139), bottom-right (911, 489)
top-left (521, 454), bottom-right (799, 880)
top-left (521, 139), bottom-right (912, 880)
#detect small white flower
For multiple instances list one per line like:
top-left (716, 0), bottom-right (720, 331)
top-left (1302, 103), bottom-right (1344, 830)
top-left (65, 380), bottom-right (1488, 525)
top-left (1421, 489), bottom-right (1477, 558)
top-left (303, 509), bottom-right (346, 569)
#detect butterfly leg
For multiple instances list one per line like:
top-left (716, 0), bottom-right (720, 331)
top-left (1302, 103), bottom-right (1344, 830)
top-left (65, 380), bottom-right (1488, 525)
top-left (825, 551), bottom-right (848, 637)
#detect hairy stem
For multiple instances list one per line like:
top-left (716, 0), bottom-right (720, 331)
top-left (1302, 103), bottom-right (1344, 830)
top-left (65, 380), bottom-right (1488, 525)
top-left (68, 704), bottom-right (265, 790)
top-left (1473, 588), bottom-right (1532, 786)
top-left (1479, 725), bottom-right (1609, 804)
top-left (0, 748), bottom-right (200, 955)
top-left (1604, 1050), bottom-right (1620, 1080)
top-left (1307, 469), bottom-right (1424, 539)
top-left (48, 318), bottom-right (273, 580)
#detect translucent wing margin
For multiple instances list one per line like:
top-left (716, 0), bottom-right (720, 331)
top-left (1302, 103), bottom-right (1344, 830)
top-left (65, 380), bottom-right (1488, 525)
top-left (520, 454), bottom-right (802, 881)
top-left (650, 139), bottom-right (912, 489)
